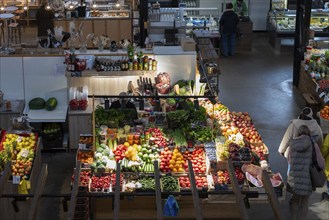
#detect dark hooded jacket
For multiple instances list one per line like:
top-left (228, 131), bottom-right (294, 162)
top-left (219, 9), bottom-right (239, 34)
top-left (287, 135), bottom-right (313, 196)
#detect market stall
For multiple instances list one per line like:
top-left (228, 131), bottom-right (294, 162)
top-left (67, 81), bottom-right (284, 219)
top-left (298, 46), bottom-right (329, 134)
top-left (0, 123), bottom-right (48, 220)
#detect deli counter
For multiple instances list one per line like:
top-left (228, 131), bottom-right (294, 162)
top-left (268, 9), bottom-right (329, 49)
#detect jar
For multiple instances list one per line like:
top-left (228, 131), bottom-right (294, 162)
top-left (152, 59), bottom-right (157, 71)
top-left (133, 61), bottom-right (138, 70)
top-left (128, 62), bottom-right (133, 70)
top-left (143, 56), bottom-right (148, 64)
top-left (148, 58), bottom-right (153, 71)
top-left (144, 61), bottom-right (149, 70)
top-left (139, 62), bottom-right (143, 70)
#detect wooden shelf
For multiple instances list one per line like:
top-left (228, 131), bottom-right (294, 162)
top-left (65, 70), bottom-right (156, 77)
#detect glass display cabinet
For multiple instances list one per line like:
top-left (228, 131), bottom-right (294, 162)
top-left (268, 10), bottom-right (329, 32)
top-left (268, 9), bottom-right (329, 49)
top-left (88, 1), bottom-right (131, 18)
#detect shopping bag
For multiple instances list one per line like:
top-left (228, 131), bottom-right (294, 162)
top-left (310, 164), bottom-right (326, 187)
top-left (310, 138), bottom-right (326, 187)
top-left (163, 195), bottom-right (179, 216)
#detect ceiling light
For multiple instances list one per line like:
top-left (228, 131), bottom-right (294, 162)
top-left (115, 0), bottom-right (120, 7)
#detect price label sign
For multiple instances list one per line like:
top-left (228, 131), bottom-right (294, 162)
top-left (13, 176), bottom-right (21, 184)
top-left (319, 92), bottom-right (326, 98)
top-left (324, 95), bottom-right (329, 103)
top-left (20, 149), bottom-right (29, 158)
top-left (17, 136), bottom-right (23, 143)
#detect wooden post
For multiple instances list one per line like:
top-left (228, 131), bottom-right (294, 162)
top-left (227, 159), bottom-right (249, 220)
top-left (154, 160), bottom-right (163, 220)
top-left (0, 162), bottom-right (11, 195)
top-left (28, 164), bottom-right (48, 220)
top-left (188, 160), bottom-right (203, 220)
top-left (113, 162), bottom-right (121, 220)
top-left (92, 95), bottom-right (95, 152)
top-left (67, 161), bottom-right (81, 220)
top-left (261, 170), bottom-right (284, 220)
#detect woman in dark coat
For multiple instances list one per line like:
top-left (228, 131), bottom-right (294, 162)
top-left (287, 125), bottom-right (315, 220)
top-left (36, 1), bottom-right (55, 37)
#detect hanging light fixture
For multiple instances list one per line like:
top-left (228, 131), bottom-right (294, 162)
top-left (115, 0), bottom-right (120, 8)
top-left (23, 5), bottom-right (28, 10)
top-left (0, 6), bottom-right (4, 11)
top-left (92, 1), bottom-right (97, 8)
top-left (45, 2), bottom-right (51, 10)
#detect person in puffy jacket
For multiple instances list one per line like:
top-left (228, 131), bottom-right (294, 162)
top-left (278, 107), bottom-right (323, 158)
top-left (321, 134), bottom-right (329, 200)
top-left (287, 125), bottom-right (315, 220)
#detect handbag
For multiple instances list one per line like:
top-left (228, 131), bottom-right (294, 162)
top-left (309, 139), bottom-right (326, 187)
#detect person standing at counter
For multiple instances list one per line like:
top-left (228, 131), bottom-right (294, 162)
top-left (233, 0), bottom-right (248, 16)
top-left (219, 3), bottom-right (239, 57)
top-left (36, 0), bottom-right (55, 37)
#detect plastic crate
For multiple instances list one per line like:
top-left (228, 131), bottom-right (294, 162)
top-left (42, 129), bottom-right (63, 149)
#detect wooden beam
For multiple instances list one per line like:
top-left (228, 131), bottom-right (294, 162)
top-left (28, 164), bottom-right (48, 220)
top-left (0, 162), bottom-right (11, 195)
top-left (113, 162), bottom-right (121, 220)
top-left (154, 160), bottom-right (163, 220)
top-left (261, 170), bottom-right (284, 220)
top-left (188, 160), bottom-right (203, 220)
top-left (67, 161), bottom-right (81, 220)
top-left (227, 160), bottom-right (249, 220)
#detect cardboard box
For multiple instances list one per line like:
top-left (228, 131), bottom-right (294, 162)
top-left (181, 38), bottom-right (196, 51)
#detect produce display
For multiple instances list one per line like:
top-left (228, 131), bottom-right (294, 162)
top-left (71, 94), bottom-right (277, 194)
top-left (320, 105), bottom-right (329, 120)
top-left (0, 132), bottom-right (37, 179)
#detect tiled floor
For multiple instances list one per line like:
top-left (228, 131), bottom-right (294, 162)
top-left (6, 26), bottom-right (329, 219)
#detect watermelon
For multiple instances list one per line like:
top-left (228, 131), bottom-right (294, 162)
top-left (45, 97), bottom-right (58, 111)
top-left (28, 97), bottom-right (46, 110)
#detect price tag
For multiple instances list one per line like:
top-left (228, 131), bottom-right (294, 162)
top-left (316, 84), bottom-right (320, 92)
top-left (16, 136), bottom-right (23, 143)
top-left (13, 176), bottom-right (21, 184)
top-left (324, 95), bottom-right (329, 103)
top-left (78, 143), bottom-right (87, 150)
top-left (305, 65), bottom-right (309, 71)
top-left (20, 149), bottom-right (29, 158)
top-left (319, 92), bottom-right (326, 98)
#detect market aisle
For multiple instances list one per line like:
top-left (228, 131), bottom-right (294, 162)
top-left (218, 33), bottom-right (329, 220)
top-left (30, 31), bottom-right (329, 219)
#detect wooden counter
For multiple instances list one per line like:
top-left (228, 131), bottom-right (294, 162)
top-left (54, 18), bottom-right (132, 48)
top-left (298, 63), bottom-right (324, 113)
top-left (236, 19), bottom-right (253, 51)
top-left (0, 100), bottom-right (24, 130)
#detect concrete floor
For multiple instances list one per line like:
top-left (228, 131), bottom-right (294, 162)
top-left (11, 27), bottom-right (328, 219)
